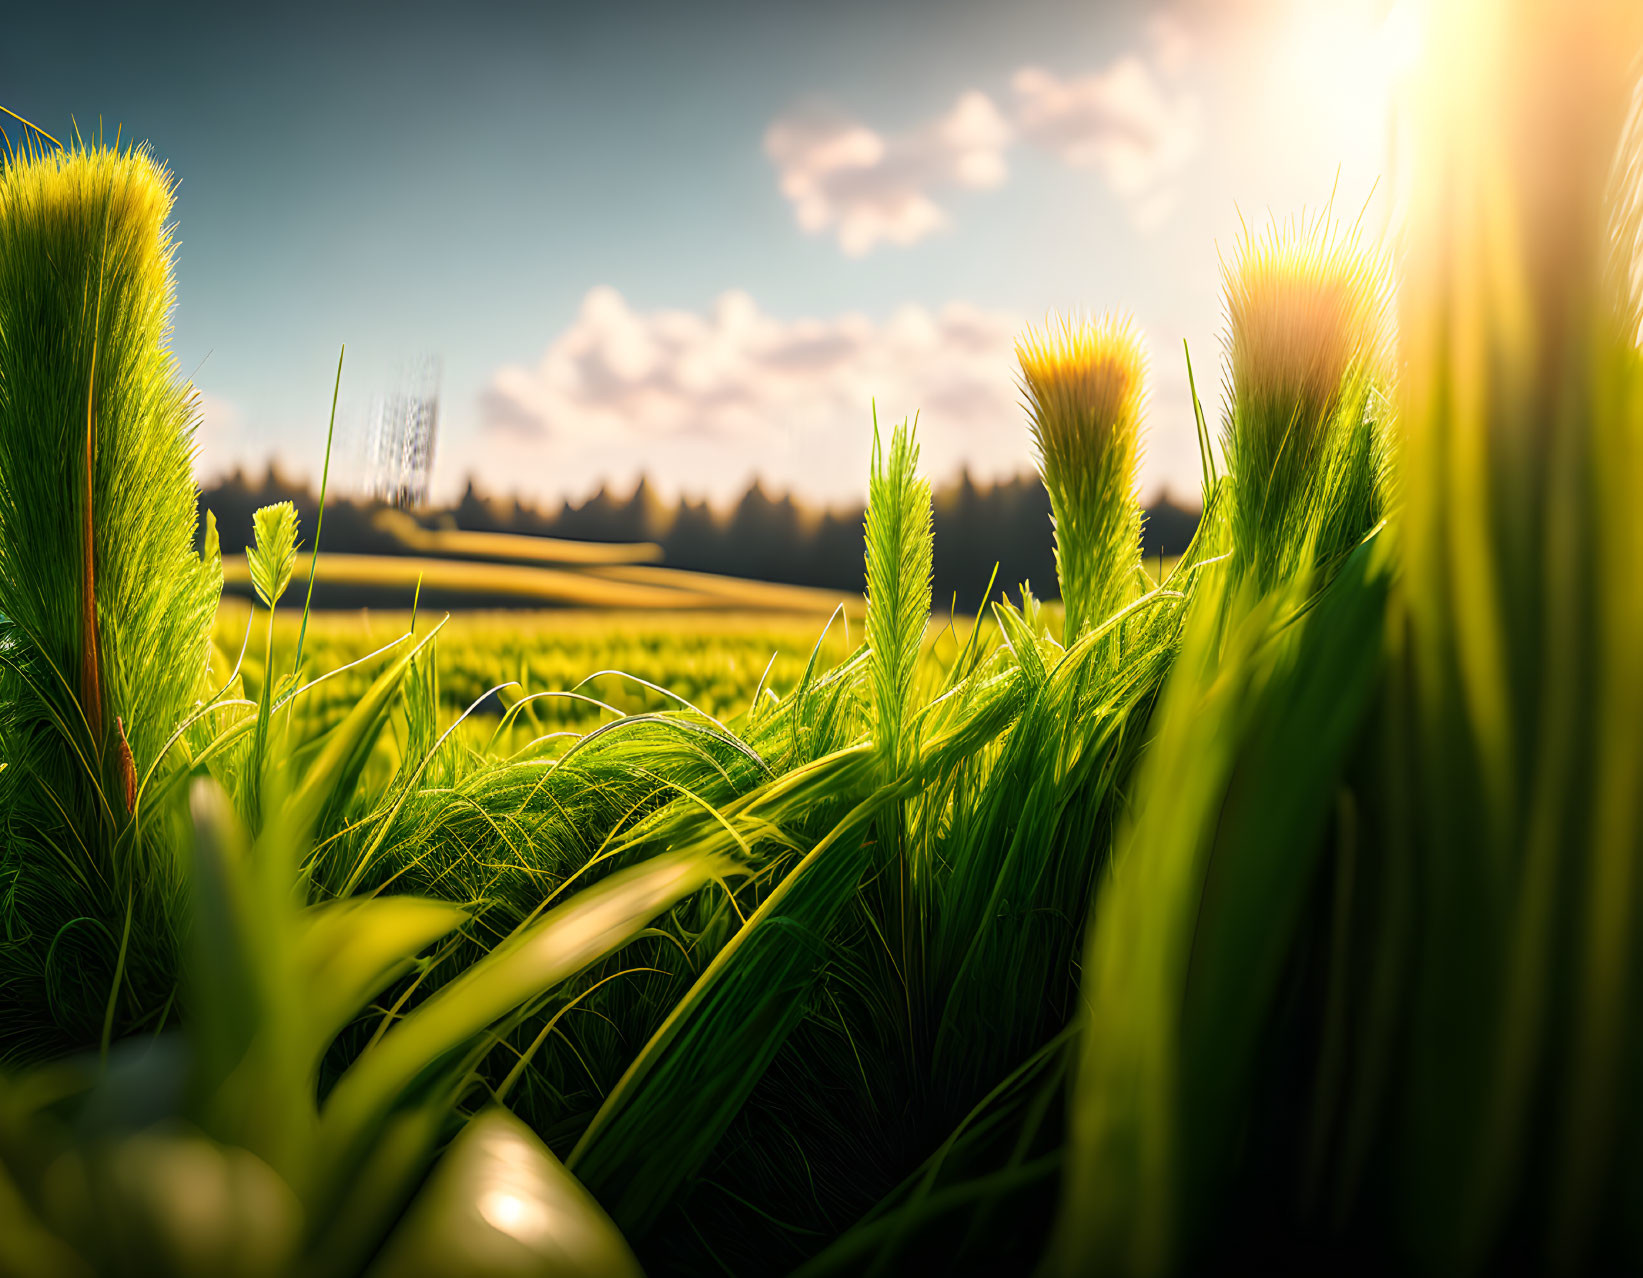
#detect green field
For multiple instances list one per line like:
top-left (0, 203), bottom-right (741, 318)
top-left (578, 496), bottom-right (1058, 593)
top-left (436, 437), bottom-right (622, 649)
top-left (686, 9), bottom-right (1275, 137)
top-left (220, 604), bottom-right (861, 734)
top-left (221, 550), bottom-right (857, 611)
top-left (215, 602), bottom-right (1013, 768)
top-left (4, 11), bottom-right (1642, 1276)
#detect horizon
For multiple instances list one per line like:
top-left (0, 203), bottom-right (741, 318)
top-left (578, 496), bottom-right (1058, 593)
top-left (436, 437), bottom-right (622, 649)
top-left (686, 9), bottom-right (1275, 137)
top-left (205, 453), bottom-right (1210, 520)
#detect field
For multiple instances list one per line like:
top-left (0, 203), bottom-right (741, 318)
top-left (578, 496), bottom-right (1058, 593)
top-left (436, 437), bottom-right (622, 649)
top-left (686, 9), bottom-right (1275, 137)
top-left (216, 605), bottom-right (1027, 803)
top-left (2, 4), bottom-right (1642, 1277)
top-left (220, 551), bottom-right (857, 612)
top-left (218, 604), bottom-right (866, 736)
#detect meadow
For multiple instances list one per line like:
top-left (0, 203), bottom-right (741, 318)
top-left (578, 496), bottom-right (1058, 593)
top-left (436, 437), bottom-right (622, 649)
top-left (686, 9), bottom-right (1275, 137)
top-left (220, 552), bottom-right (856, 613)
top-left (2, 2), bottom-right (1641, 1276)
top-left (215, 605), bottom-right (878, 744)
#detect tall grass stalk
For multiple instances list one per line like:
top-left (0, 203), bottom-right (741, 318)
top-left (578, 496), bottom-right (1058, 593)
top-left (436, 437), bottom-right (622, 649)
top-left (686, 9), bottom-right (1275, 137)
top-left (1221, 209), bottom-right (1385, 587)
top-left (0, 140), bottom-right (221, 1055)
top-left (1016, 314), bottom-right (1146, 641)
top-left (1052, 152), bottom-right (1395, 1278)
top-left (292, 345), bottom-right (343, 679)
top-left (1393, 0), bottom-right (1643, 1268)
top-left (863, 412), bottom-right (934, 1054)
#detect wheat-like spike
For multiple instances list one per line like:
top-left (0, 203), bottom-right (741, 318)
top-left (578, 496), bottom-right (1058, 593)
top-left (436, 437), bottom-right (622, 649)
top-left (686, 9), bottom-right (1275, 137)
top-left (1220, 209), bottom-right (1387, 584)
top-left (1016, 313), bottom-right (1146, 641)
top-left (864, 409), bottom-right (933, 778)
top-left (248, 501), bottom-right (301, 611)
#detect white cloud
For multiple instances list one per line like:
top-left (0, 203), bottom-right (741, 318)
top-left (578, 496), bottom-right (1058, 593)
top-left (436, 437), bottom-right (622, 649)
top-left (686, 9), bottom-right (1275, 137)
top-left (478, 287), bottom-right (1036, 504)
top-left (764, 91), bottom-right (1012, 256)
top-left (474, 289), bottom-right (1200, 505)
top-left (1011, 59), bottom-right (1199, 218)
top-left (766, 22), bottom-right (1200, 252)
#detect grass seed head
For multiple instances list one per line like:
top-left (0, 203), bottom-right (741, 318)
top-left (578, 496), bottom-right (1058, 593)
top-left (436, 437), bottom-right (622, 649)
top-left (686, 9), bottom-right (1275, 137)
top-left (1016, 313), bottom-right (1147, 639)
top-left (1017, 314), bottom-right (1146, 495)
top-left (1224, 213), bottom-right (1383, 477)
top-left (1220, 210), bottom-right (1387, 585)
top-left (249, 501), bottom-right (301, 611)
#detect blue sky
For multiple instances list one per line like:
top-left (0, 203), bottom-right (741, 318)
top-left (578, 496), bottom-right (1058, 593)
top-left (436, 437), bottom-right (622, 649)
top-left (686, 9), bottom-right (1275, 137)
top-left (5, 0), bottom-right (1407, 508)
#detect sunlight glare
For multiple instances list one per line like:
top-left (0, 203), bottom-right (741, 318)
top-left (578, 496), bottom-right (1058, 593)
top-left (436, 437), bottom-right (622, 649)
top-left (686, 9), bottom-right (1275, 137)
top-left (1271, 0), bottom-right (1426, 190)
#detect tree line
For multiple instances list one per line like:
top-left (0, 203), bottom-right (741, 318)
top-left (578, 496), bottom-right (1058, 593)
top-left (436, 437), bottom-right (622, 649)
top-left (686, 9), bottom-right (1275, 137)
top-left (199, 468), bottom-right (1202, 611)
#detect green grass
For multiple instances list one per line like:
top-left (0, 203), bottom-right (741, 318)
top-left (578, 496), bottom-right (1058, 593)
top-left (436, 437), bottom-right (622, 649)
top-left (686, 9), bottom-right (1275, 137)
top-left (209, 603), bottom-right (997, 742)
top-left (0, 137), bottom-right (221, 1058)
top-left (4, 3), bottom-right (1643, 1272)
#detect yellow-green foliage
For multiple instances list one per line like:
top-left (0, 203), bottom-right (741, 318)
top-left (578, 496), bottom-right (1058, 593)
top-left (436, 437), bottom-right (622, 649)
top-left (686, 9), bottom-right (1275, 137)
top-left (0, 138), bottom-right (221, 1052)
top-left (215, 604), bottom-right (985, 747)
top-left (864, 417), bottom-right (933, 779)
top-left (1224, 215), bottom-right (1381, 450)
top-left (8, 4), bottom-right (1643, 1270)
top-left (1394, 0), bottom-right (1643, 1269)
top-left (0, 139), bottom-right (221, 791)
top-left (1016, 313), bottom-right (1147, 640)
top-left (211, 605), bottom-right (998, 789)
top-left (248, 502), bottom-right (300, 610)
top-left (1221, 210), bottom-right (1386, 585)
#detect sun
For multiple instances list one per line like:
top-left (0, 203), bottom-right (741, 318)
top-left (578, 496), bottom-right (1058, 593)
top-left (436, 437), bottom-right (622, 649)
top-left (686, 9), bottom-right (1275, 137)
top-left (1269, 0), bottom-right (1427, 194)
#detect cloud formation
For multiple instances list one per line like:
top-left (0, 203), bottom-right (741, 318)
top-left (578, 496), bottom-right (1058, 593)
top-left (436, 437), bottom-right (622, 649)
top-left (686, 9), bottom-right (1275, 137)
top-left (766, 23), bottom-right (1199, 251)
top-left (1011, 57), bottom-right (1199, 230)
top-left (478, 287), bottom-right (1034, 503)
top-left (763, 91), bottom-right (1012, 257)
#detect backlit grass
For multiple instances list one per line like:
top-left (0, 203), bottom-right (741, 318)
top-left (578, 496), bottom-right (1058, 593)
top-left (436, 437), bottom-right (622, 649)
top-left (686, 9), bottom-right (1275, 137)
top-left (3, 2), bottom-right (1642, 1273)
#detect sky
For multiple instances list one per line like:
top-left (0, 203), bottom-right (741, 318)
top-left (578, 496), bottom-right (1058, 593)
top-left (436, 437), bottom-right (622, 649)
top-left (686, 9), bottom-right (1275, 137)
top-left (5, 0), bottom-right (1412, 510)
